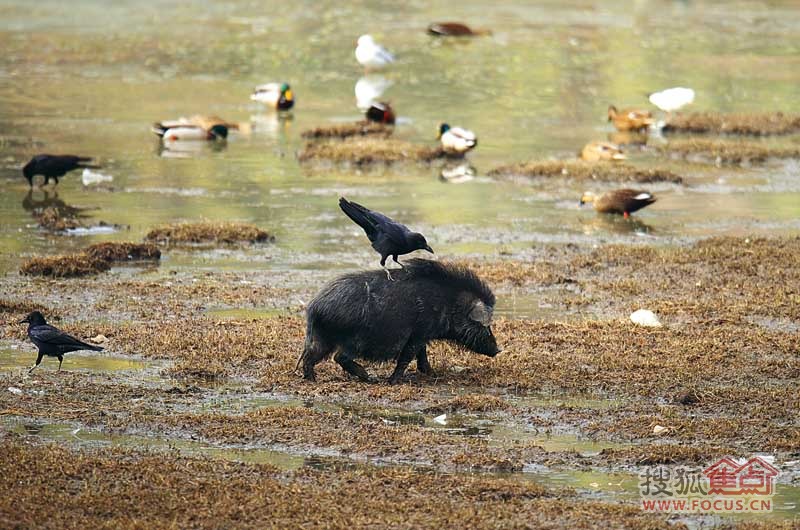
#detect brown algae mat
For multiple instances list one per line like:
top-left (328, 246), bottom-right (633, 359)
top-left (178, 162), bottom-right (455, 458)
top-left (1, 236), bottom-right (798, 472)
top-left (145, 221), bottom-right (273, 245)
top-left (301, 121), bottom-right (393, 140)
top-left (488, 160), bottom-right (684, 184)
top-left (298, 137), bottom-right (453, 165)
top-left (84, 242), bottom-right (161, 262)
top-left (0, 436), bottom-right (719, 530)
top-left (0, 237), bottom-right (797, 528)
top-left (656, 138), bottom-right (800, 165)
top-left (663, 111), bottom-right (800, 136)
top-left (20, 254), bottom-right (111, 278)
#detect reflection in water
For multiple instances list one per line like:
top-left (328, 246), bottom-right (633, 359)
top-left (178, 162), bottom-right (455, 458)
top-left (440, 163), bottom-right (477, 184)
top-left (355, 75), bottom-right (392, 110)
top-left (157, 139), bottom-right (228, 159)
top-left (249, 112), bottom-right (294, 138)
top-left (23, 424), bottom-right (43, 435)
top-left (607, 131), bottom-right (649, 147)
top-left (581, 214), bottom-right (654, 236)
top-left (21, 189), bottom-right (83, 215)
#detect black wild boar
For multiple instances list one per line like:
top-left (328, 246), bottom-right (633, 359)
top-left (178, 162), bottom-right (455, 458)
top-left (300, 259), bottom-right (500, 384)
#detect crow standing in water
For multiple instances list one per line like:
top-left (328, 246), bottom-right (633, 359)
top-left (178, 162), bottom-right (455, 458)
top-left (19, 311), bottom-right (103, 373)
top-left (22, 154), bottom-right (100, 187)
top-left (339, 197), bottom-right (433, 279)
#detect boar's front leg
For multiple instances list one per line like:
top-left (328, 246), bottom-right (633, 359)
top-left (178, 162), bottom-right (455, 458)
top-left (415, 345), bottom-right (435, 376)
top-left (389, 342), bottom-right (425, 385)
top-left (334, 349), bottom-right (372, 382)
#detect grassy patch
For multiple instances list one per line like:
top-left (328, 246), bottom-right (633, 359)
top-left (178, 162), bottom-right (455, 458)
top-left (20, 254), bottom-right (110, 278)
top-left (84, 242), bottom-right (161, 262)
top-left (663, 111), bottom-right (800, 136)
top-left (301, 121), bottom-right (392, 140)
top-left (488, 160), bottom-right (683, 184)
top-left (298, 137), bottom-right (452, 165)
top-left (145, 222), bottom-right (273, 245)
top-left (657, 138), bottom-right (800, 164)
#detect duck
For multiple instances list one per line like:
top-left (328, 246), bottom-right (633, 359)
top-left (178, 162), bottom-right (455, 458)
top-left (152, 116), bottom-right (230, 141)
top-left (580, 141), bottom-right (626, 162)
top-left (427, 22), bottom-right (490, 36)
top-left (365, 102), bottom-right (396, 124)
top-left (648, 87), bottom-right (695, 114)
top-left (580, 189), bottom-right (656, 218)
top-left (607, 105), bottom-right (654, 132)
top-left (355, 35), bottom-right (394, 71)
top-left (251, 82), bottom-right (294, 110)
top-left (438, 123), bottom-right (477, 154)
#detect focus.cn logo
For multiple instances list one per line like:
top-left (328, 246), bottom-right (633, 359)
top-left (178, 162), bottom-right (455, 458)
top-left (639, 456), bottom-right (779, 514)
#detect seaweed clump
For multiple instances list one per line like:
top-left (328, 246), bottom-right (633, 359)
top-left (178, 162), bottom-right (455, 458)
top-left (145, 222), bottom-right (273, 245)
top-left (298, 137), bottom-right (451, 166)
top-left (663, 111), bottom-right (800, 136)
top-left (301, 121), bottom-right (392, 140)
top-left (657, 138), bottom-right (800, 165)
top-left (84, 242), bottom-right (161, 262)
top-left (20, 254), bottom-right (111, 278)
top-left (488, 160), bottom-right (683, 184)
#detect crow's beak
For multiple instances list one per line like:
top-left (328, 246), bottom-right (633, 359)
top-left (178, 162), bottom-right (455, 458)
top-left (424, 245), bottom-right (434, 254)
top-left (18, 318), bottom-right (28, 324)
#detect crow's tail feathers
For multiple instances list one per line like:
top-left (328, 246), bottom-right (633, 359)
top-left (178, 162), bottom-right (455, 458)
top-left (80, 341), bottom-right (104, 352)
top-left (339, 197), bottom-right (376, 235)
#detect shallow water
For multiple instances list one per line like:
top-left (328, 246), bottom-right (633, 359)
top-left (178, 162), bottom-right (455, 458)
top-left (1, 0), bottom-right (800, 278)
top-left (2, 2), bottom-right (799, 525)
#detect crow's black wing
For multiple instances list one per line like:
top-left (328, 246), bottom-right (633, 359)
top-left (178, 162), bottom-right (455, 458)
top-left (339, 198), bottom-right (409, 246)
top-left (29, 324), bottom-right (103, 352)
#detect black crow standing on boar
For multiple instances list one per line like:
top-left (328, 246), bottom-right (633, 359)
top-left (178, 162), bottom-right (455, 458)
top-left (22, 154), bottom-right (100, 187)
top-left (19, 311), bottom-right (104, 373)
top-left (339, 197), bottom-right (433, 280)
top-left (300, 259), bottom-right (500, 384)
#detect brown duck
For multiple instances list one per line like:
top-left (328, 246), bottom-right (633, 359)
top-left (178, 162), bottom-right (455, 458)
top-left (580, 189), bottom-right (656, 218)
top-left (607, 106), bottom-right (654, 132)
top-left (580, 140), bottom-right (626, 162)
top-left (427, 22), bottom-right (490, 36)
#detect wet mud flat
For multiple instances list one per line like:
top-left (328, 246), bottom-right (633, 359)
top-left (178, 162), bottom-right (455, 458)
top-left (0, 236), bottom-right (798, 528)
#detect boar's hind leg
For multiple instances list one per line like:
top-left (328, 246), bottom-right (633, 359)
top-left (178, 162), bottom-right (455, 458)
top-left (415, 346), bottom-right (435, 376)
top-left (302, 340), bottom-right (333, 382)
top-left (389, 343), bottom-right (424, 385)
top-left (334, 350), bottom-right (371, 382)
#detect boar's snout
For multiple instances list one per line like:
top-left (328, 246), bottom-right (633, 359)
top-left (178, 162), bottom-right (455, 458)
top-left (478, 327), bottom-right (501, 357)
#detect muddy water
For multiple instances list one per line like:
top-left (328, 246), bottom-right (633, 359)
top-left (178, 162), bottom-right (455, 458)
top-left (2, 0), bottom-right (800, 276)
top-left (2, 0), bottom-right (800, 526)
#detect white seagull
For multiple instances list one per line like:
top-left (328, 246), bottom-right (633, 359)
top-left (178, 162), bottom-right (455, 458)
top-left (355, 35), bottom-right (394, 71)
top-left (437, 123), bottom-right (477, 154)
top-left (648, 87), bottom-right (695, 114)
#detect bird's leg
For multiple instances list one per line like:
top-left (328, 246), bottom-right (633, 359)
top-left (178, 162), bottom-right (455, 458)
top-left (623, 212), bottom-right (630, 219)
top-left (28, 353), bottom-right (43, 374)
top-left (57, 356), bottom-right (63, 372)
top-left (392, 255), bottom-right (405, 269)
top-left (380, 255), bottom-right (394, 281)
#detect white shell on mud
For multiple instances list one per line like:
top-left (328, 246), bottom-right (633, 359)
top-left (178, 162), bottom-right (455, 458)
top-left (652, 424), bottom-right (669, 435)
top-left (433, 414), bottom-right (447, 425)
top-left (630, 309), bottom-right (662, 327)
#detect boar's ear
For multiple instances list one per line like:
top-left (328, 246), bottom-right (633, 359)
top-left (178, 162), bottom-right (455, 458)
top-left (469, 300), bottom-right (493, 326)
